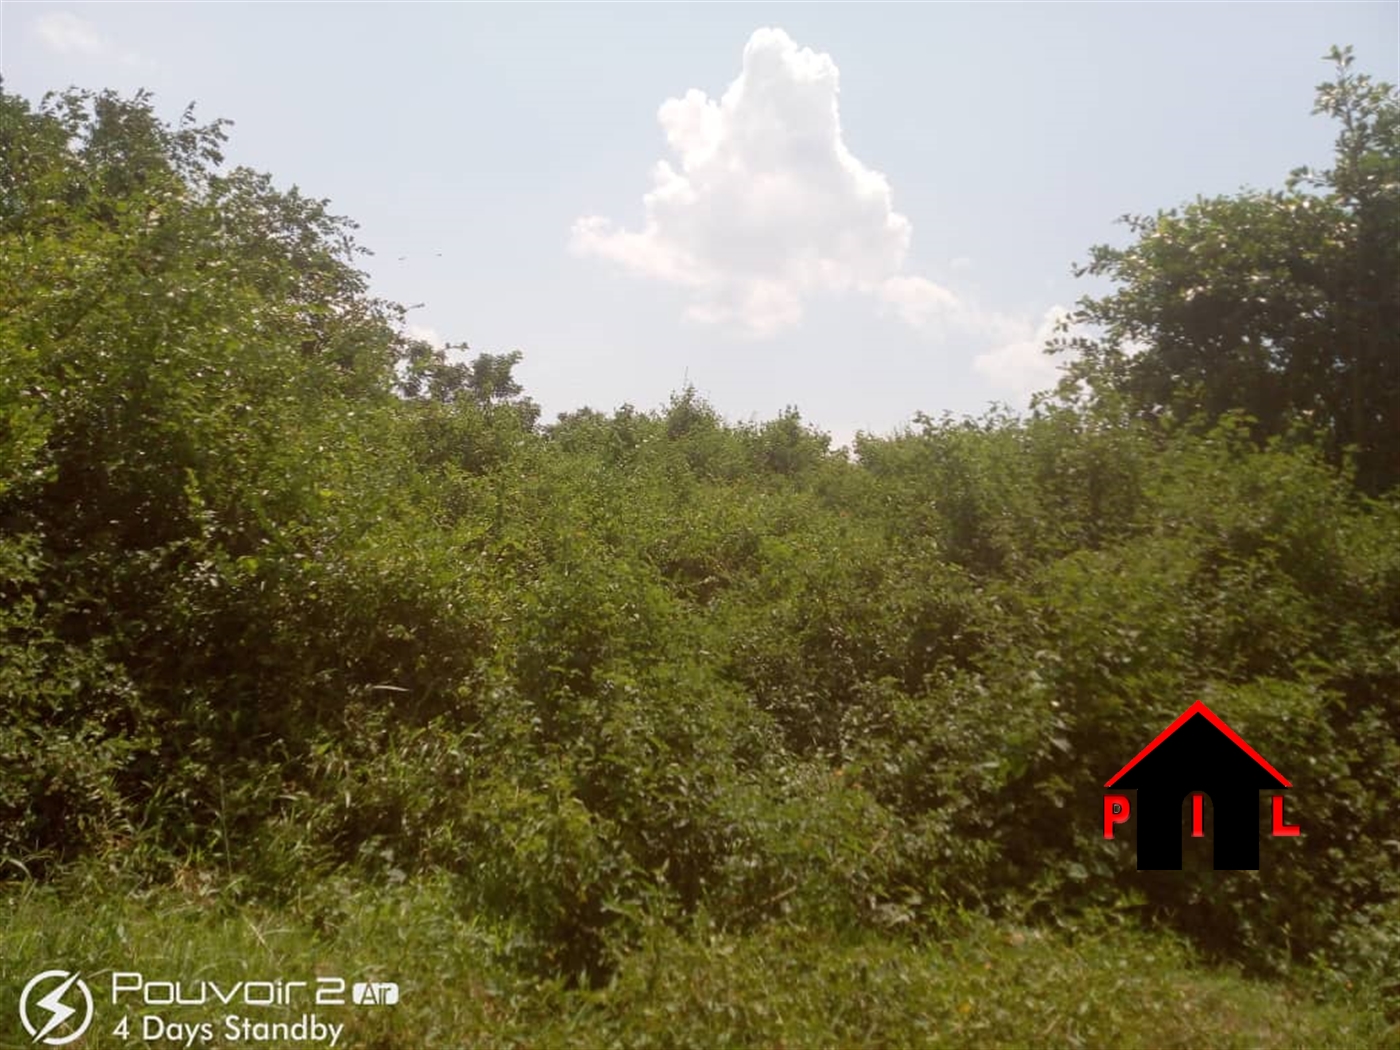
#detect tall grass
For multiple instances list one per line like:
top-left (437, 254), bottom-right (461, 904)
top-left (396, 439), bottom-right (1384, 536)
top-left (2, 877), bottom-right (1391, 1049)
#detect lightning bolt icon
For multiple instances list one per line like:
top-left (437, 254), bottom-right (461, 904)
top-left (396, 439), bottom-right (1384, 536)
top-left (32, 972), bottom-right (81, 1043)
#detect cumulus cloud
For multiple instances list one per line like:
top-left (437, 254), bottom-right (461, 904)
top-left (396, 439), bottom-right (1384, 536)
top-left (875, 275), bottom-right (960, 331)
top-left (33, 11), bottom-right (149, 67)
top-left (571, 27), bottom-right (964, 338)
top-left (33, 11), bottom-right (107, 56)
top-left (972, 305), bottom-right (1072, 402)
top-left (571, 26), bottom-right (1075, 400)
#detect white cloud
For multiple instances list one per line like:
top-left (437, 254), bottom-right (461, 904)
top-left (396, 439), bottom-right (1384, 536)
top-left (33, 11), bottom-right (106, 56)
top-left (570, 26), bottom-right (1077, 400)
top-left (972, 305), bottom-right (1072, 403)
top-left (32, 11), bottom-right (149, 67)
top-left (572, 27), bottom-right (963, 337)
top-left (406, 324), bottom-right (445, 348)
top-left (876, 275), bottom-right (960, 330)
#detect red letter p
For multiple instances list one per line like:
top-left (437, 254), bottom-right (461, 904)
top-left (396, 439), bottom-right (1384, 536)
top-left (1104, 794), bottom-right (1131, 839)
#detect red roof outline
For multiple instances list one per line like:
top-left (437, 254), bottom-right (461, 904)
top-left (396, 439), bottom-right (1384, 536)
top-left (1104, 700), bottom-right (1291, 789)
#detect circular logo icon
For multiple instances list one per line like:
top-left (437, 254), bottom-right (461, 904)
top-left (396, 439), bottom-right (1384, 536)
top-left (18, 971), bottom-right (94, 1046)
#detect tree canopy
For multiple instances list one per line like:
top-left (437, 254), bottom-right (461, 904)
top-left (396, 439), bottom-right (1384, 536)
top-left (1054, 47), bottom-right (1399, 492)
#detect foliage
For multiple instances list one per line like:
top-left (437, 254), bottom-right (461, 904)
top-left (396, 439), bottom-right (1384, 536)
top-left (2, 51), bottom-right (1398, 1044)
top-left (1054, 47), bottom-right (1400, 493)
top-left (1, 882), bottom-right (1393, 1049)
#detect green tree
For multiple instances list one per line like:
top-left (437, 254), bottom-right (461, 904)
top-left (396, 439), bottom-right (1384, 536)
top-left (1055, 47), bottom-right (1399, 491)
top-left (0, 85), bottom-right (429, 867)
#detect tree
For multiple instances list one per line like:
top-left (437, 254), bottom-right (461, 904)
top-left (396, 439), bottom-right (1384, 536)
top-left (0, 87), bottom-right (344, 863)
top-left (1054, 47), bottom-right (1399, 492)
top-left (398, 342), bottom-right (539, 422)
top-left (0, 86), bottom-right (404, 551)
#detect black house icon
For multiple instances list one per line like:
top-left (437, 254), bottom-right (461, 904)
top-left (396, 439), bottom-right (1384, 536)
top-left (1104, 701), bottom-right (1292, 870)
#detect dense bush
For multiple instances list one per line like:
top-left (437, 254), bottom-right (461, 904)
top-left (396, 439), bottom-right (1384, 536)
top-left (1, 57), bottom-right (1397, 1039)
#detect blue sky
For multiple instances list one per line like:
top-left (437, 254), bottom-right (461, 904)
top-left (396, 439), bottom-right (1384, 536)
top-left (4, 2), bottom-right (1396, 446)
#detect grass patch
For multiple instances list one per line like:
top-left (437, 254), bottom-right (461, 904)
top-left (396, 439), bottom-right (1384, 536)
top-left (2, 877), bottom-right (1390, 1048)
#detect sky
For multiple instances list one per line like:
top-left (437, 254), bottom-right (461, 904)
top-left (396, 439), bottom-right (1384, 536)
top-left (3, 2), bottom-right (1396, 447)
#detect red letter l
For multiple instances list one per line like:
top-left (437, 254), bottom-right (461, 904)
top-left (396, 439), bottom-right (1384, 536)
top-left (1272, 795), bottom-right (1300, 836)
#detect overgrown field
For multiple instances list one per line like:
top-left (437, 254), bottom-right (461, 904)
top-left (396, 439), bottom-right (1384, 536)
top-left (1, 880), bottom-right (1390, 1048)
top-left (2, 49), bottom-right (1398, 1048)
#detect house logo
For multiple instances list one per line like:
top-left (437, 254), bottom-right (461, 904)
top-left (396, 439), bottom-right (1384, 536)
top-left (1103, 701), bottom-right (1300, 870)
